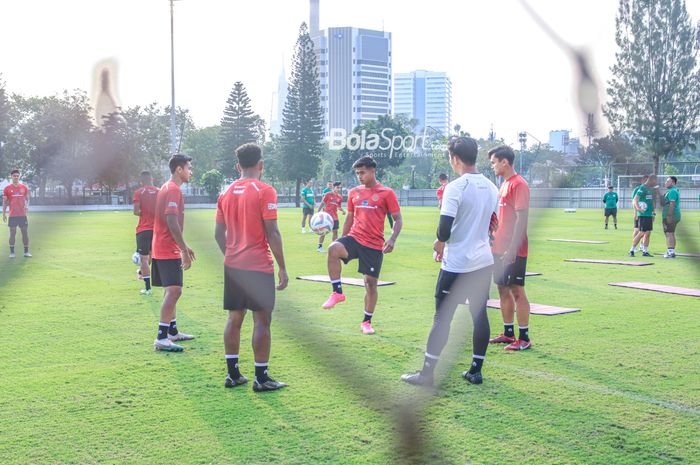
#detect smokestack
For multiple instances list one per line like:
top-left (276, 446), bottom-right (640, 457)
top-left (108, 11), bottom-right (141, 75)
top-left (310, 0), bottom-right (319, 36)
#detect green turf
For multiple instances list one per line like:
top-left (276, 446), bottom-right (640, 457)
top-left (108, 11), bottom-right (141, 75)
top-left (0, 207), bottom-right (698, 465)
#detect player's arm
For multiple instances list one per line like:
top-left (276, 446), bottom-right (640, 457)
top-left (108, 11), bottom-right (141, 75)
top-left (632, 191), bottom-right (642, 212)
top-left (433, 214), bottom-right (455, 258)
top-left (383, 212), bottom-right (403, 254)
top-left (166, 214), bottom-right (194, 269)
top-left (133, 201), bottom-right (141, 216)
top-left (214, 223), bottom-right (227, 255)
top-left (317, 201), bottom-right (325, 213)
top-left (503, 209), bottom-right (528, 264)
top-left (666, 199), bottom-right (676, 223)
top-left (2, 194), bottom-right (7, 222)
top-left (342, 211), bottom-right (354, 236)
top-left (264, 219), bottom-right (288, 291)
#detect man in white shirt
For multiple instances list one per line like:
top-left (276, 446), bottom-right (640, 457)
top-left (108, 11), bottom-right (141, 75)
top-left (401, 136), bottom-right (499, 387)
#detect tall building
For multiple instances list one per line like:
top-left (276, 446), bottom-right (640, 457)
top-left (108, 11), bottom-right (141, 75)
top-left (269, 64), bottom-right (288, 136)
top-left (310, 2), bottom-right (392, 137)
top-left (549, 129), bottom-right (580, 157)
top-left (394, 70), bottom-right (452, 137)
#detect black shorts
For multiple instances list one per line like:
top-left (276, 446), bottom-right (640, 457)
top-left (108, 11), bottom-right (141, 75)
top-left (303, 207), bottom-right (314, 216)
top-left (151, 258), bottom-right (183, 287)
top-left (332, 219), bottom-right (340, 231)
top-left (493, 255), bottom-right (527, 287)
top-left (8, 216), bottom-right (28, 228)
top-left (337, 235), bottom-right (383, 278)
top-left (604, 208), bottom-right (617, 217)
top-left (638, 216), bottom-right (653, 232)
top-left (663, 218), bottom-right (679, 233)
top-left (135, 230), bottom-right (153, 256)
top-left (224, 267), bottom-right (275, 312)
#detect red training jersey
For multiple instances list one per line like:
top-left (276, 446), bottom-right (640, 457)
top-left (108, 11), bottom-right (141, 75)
top-left (322, 192), bottom-right (343, 220)
top-left (216, 178), bottom-right (278, 273)
top-left (152, 181), bottom-right (185, 260)
top-left (347, 183), bottom-right (400, 251)
top-left (133, 185), bottom-right (160, 233)
top-left (436, 183), bottom-right (446, 201)
top-left (492, 174), bottom-right (529, 257)
top-left (3, 183), bottom-right (29, 217)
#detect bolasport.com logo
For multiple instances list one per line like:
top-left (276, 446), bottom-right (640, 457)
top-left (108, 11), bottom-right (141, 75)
top-left (328, 127), bottom-right (448, 159)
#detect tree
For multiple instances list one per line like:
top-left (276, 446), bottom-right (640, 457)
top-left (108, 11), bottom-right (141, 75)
top-left (605, 0), bottom-right (700, 175)
top-left (182, 125), bottom-right (223, 185)
top-left (201, 169), bottom-right (225, 201)
top-left (281, 22), bottom-right (324, 206)
top-left (0, 75), bottom-right (10, 174)
top-left (220, 81), bottom-right (263, 179)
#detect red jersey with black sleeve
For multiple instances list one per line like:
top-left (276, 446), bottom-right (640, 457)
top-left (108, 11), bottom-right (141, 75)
top-left (152, 181), bottom-right (185, 260)
top-left (492, 174), bottom-right (530, 257)
top-left (436, 183), bottom-right (446, 202)
top-left (215, 178), bottom-right (278, 273)
top-left (3, 183), bottom-right (29, 217)
top-left (133, 185), bottom-right (160, 233)
top-left (322, 192), bottom-right (343, 220)
top-left (347, 183), bottom-right (400, 251)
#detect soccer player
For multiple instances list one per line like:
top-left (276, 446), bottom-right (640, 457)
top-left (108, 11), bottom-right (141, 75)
top-left (662, 176), bottom-right (681, 258)
top-left (488, 146), bottom-right (533, 351)
top-left (322, 156), bottom-right (402, 335)
top-left (133, 171), bottom-right (159, 295)
top-left (322, 181), bottom-right (333, 196)
top-left (215, 143), bottom-right (288, 392)
top-left (317, 181), bottom-right (346, 252)
top-left (436, 173), bottom-right (448, 208)
top-left (629, 174), bottom-right (656, 257)
top-left (152, 154), bottom-right (196, 352)
top-left (2, 169), bottom-right (31, 258)
top-left (631, 174), bottom-right (649, 245)
top-left (300, 180), bottom-right (315, 233)
top-left (401, 137), bottom-right (498, 387)
top-left (603, 185), bottom-right (618, 229)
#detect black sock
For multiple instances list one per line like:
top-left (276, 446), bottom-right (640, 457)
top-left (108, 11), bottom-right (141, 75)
top-left (144, 277), bottom-right (151, 291)
top-left (363, 311), bottom-right (373, 323)
top-left (468, 355), bottom-right (485, 374)
top-left (9, 246), bottom-right (14, 253)
top-left (24, 246), bottom-right (28, 253)
top-left (255, 364), bottom-right (270, 383)
top-left (226, 355), bottom-right (241, 378)
top-left (157, 323), bottom-right (169, 340)
top-left (331, 280), bottom-right (343, 294)
top-left (519, 326), bottom-right (529, 342)
top-left (504, 323), bottom-right (515, 338)
top-left (168, 319), bottom-right (178, 335)
top-left (421, 353), bottom-right (438, 377)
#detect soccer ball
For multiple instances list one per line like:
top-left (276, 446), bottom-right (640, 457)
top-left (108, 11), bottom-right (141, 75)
top-left (310, 212), bottom-right (334, 235)
top-left (638, 201), bottom-right (648, 212)
top-left (132, 251), bottom-right (141, 265)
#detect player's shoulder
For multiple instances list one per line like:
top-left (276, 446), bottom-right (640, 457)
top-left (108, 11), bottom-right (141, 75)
top-left (254, 180), bottom-right (276, 194)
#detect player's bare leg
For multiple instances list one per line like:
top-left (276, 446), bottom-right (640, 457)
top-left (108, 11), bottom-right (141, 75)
top-left (323, 242), bottom-right (348, 308)
top-left (361, 275), bottom-right (378, 334)
top-left (19, 224), bottom-right (29, 255)
top-left (154, 285), bottom-right (184, 352)
top-left (139, 254), bottom-right (151, 294)
top-left (504, 285), bottom-right (531, 351)
top-left (8, 226), bottom-right (16, 257)
top-left (224, 309), bottom-right (248, 387)
top-left (251, 309), bottom-right (286, 392)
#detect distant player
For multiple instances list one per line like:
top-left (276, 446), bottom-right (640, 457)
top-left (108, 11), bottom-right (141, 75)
top-left (2, 169), bottom-right (31, 258)
top-left (152, 154), bottom-right (196, 352)
top-left (602, 185), bottom-right (618, 229)
top-left (300, 180), bottom-right (315, 233)
top-left (629, 174), bottom-right (656, 257)
top-left (322, 156), bottom-right (402, 335)
top-left (662, 176), bottom-right (680, 258)
top-left (436, 173), bottom-right (448, 208)
top-left (631, 174), bottom-right (649, 247)
top-left (401, 137), bottom-right (498, 387)
top-left (133, 171), bottom-right (159, 295)
top-left (488, 146), bottom-right (532, 351)
top-left (322, 181), bottom-right (333, 196)
top-left (317, 181), bottom-right (345, 252)
top-left (215, 143), bottom-right (288, 392)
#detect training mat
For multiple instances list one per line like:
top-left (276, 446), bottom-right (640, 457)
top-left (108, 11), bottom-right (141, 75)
top-left (483, 299), bottom-right (580, 315)
top-left (608, 282), bottom-right (700, 297)
top-left (296, 275), bottom-right (396, 286)
top-left (565, 259), bottom-right (653, 266)
top-left (526, 272), bottom-right (542, 276)
top-left (675, 252), bottom-right (700, 258)
top-left (548, 239), bottom-right (609, 244)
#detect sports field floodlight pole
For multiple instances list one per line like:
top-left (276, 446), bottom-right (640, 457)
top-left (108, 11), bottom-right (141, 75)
top-left (169, 0), bottom-right (181, 156)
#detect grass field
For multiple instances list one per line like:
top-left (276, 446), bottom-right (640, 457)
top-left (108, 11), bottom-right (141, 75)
top-left (0, 207), bottom-right (699, 465)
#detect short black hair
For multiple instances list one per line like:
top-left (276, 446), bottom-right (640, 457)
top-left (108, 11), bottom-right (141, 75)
top-left (333, 181), bottom-right (342, 187)
top-left (352, 156), bottom-right (377, 169)
top-left (608, 185), bottom-right (613, 189)
top-left (488, 145), bottom-right (515, 166)
top-left (140, 170), bottom-right (151, 178)
top-left (448, 137), bottom-right (478, 165)
top-left (236, 143), bottom-right (262, 169)
top-left (169, 153), bottom-right (192, 174)
top-left (438, 173), bottom-right (448, 181)
top-left (669, 176), bottom-right (678, 184)
top-left (640, 174), bottom-right (649, 180)
top-left (10, 169), bottom-right (20, 175)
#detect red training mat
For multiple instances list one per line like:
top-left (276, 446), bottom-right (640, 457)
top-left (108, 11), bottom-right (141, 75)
top-left (608, 282), bottom-right (700, 297)
top-left (565, 259), bottom-right (653, 266)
